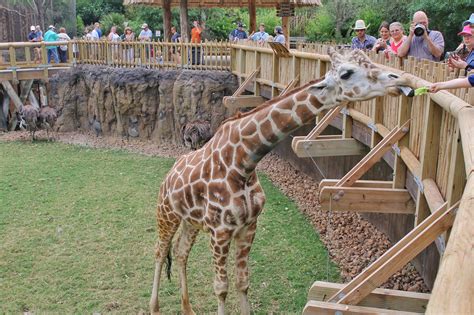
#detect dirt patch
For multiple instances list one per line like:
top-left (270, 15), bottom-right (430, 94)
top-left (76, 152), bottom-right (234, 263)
top-left (0, 130), bottom-right (428, 293)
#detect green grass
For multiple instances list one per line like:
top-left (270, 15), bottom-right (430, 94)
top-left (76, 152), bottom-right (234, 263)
top-left (0, 142), bottom-right (339, 314)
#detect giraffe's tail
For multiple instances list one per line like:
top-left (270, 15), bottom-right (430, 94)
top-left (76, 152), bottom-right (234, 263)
top-left (165, 245), bottom-right (172, 280)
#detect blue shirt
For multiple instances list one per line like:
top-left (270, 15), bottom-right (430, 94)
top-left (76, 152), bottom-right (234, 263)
top-left (250, 31), bottom-right (269, 42)
top-left (229, 29), bottom-right (247, 40)
top-left (468, 74), bottom-right (474, 87)
top-left (274, 34), bottom-right (285, 44)
top-left (407, 30), bottom-right (445, 61)
top-left (351, 35), bottom-right (377, 50)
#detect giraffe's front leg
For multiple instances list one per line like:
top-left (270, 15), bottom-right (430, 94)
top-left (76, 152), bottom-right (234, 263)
top-left (234, 222), bottom-right (257, 315)
top-left (174, 221), bottom-right (200, 315)
top-left (210, 230), bottom-right (232, 315)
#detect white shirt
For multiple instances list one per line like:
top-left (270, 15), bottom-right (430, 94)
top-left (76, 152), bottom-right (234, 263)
top-left (57, 32), bottom-right (71, 51)
top-left (91, 29), bottom-right (100, 40)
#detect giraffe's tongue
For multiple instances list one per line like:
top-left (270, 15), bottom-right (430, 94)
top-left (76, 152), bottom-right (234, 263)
top-left (398, 86), bottom-right (415, 97)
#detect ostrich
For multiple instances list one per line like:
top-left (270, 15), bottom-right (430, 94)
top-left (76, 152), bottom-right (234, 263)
top-left (181, 119), bottom-right (212, 150)
top-left (39, 106), bottom-right (58, 141)
top-left (19, 105), bottom-right (40, 141)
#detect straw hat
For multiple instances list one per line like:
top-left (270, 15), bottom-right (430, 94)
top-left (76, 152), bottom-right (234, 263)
top-left (353, 20), bottom-right (370, 30)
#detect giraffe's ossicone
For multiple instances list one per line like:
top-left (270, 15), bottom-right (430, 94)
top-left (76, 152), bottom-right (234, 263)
top-left (149, 47), bottom-right (408, 315)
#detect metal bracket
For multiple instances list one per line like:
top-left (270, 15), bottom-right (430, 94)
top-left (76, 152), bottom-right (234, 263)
top-left (367, 122), bottom-right (378, 132)
top-left (414, 175), bottom-right (424, 193)
top-left (436, 235), bottom-right (446, 255)
top-left (392, 144), bottom-right (401, 156)
top-left (340, 107), bottom-right (350, 116)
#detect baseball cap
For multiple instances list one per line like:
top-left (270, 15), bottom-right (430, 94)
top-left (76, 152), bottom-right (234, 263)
top-left (141, 23), bottom-right (148, 29)
top-left (458, 25), bottom-right (472, 36)
top-left (48, 25), bottom-right (55, 29)
top-left (30, 25), bottom-right (35, 31)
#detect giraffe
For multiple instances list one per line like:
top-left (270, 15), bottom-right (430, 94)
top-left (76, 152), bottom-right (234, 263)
top-left (149, 47), bottom-right (408, 315)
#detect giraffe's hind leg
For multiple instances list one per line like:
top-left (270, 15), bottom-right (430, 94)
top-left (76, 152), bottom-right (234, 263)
top-left (149, 206), bottom-right (181, 315)
top-left (174, 221), bottom-right (200, 315)
top-left (234, 222), bottom-right (257, 315)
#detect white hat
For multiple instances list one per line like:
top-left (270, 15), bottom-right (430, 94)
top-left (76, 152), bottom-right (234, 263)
top-left (30, 25), bottom-right (36, 31)
top-left (353, 20), bottom-right (370, 30)
top-left (48, 25), bottom-right (55, 29)
top-left (141, 23), bottom-right (148, 29)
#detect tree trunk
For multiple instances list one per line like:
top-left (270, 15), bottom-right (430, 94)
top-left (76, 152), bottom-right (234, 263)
top-left (163, 0), bottom-right (172, 41)
top-left (180, 0), bottom-right (189, 42)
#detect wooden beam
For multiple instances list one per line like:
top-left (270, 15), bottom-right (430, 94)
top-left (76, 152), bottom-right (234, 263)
top-left (293, 138), bottom-right (367, 158)
top-left (327, 201), bottom-right (452, 304)
top-left (39, 82), bottom-right (48, 107)
top-left (399, 146), bottom-right (421, 178)
top-left (28, 90), bottom-right (39, 109)
top-left (279, 75), bottom-right (299, 97)
top-left (223, 95), bottom-right (265, 111)
top-left (319, 179), bottom-right (393, 189)
top-left (393, 96), bottom-right (412, 189)
top-left (319, 186), bottom-right (415, 213)
top-left (0, 67), bottom-right (69, 81)
top-left (303, 300), bottom-right (422, 315)
top-left (19, 80), bottom-right (34, 103)
top-left (1, 81), bottom-right (22, 111)
top-left (282, 16), bottom-right (289, 49)
top-left (415, 99), bottom-right (442, 226)
top-left (248, 0), bottom-right (256, 33)
top-left (0, 91), bottom-right (9, 131)
top-left (336, 120), bottom-right (410, 187)
top-left (427, 183), bottom-right (474, 314)
top-left (334, 202), bottom-right (457, 306)
top-left (422, 178), bottom-right (445, 213)
top-left (308, 281), bottom-right (430, 313)
top-left (306, 105), bottom-right (344, 140)
top-left (233, 67), bottom-right (260, 97)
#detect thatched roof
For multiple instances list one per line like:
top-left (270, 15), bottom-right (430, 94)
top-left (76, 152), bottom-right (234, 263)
top-left (123, 0), bottom-right (321, 8)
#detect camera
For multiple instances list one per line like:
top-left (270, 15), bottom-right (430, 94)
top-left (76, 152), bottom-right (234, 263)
top-left (414, 24), bottom-right (425, 36)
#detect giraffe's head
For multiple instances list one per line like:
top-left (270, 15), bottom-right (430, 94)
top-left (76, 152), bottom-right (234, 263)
top-left (308, 47), bottom-right (408, 105)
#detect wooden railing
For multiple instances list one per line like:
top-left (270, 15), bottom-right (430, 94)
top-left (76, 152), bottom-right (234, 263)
top-left (0, 40), bottom-right (231, 73)
top-left (230, 42), bottom-right (472, 313)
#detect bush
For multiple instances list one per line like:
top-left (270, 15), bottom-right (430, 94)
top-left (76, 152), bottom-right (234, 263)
top-left (100, 12), bottom-right (127, 36)
top-left (305, 7), bottom-right (335, 42)
top-left (76, 15), bottom-right (85, 37)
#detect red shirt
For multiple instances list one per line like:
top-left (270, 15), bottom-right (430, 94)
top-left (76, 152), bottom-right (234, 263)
top-left (191, 27), bottom-right (201, 43)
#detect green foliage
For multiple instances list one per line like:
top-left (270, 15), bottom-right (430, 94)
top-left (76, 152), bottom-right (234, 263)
top-left (305, 7), bottom-right (335, 42)
top-left (77, 0), bottom-right (124, 26)
top-left (76, 16), bottom-right (85, 37)
top-left (125, 5), bottom-right (163, 35)
top-left (357, 7), bottom-right (385, 37)
top-left (0, 142), bottom-right (339, 313)
top-left (100, 12), bottom-right (127, 36)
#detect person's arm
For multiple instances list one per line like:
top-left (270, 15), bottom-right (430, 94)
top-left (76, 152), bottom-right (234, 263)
top-left (423, 30), bottom-right (444, 59)
top-left (430, 77), bottom-right (472, 93)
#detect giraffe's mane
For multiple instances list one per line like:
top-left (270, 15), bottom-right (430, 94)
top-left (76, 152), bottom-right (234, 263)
top-left (221, 78), bottom-right (324, 125)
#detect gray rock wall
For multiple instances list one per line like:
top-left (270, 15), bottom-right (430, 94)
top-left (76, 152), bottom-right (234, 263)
top-left (49, 65), bottom-right (238, 144)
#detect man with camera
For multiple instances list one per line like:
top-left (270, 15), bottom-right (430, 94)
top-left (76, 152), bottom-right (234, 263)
top-left (398, 11), bottom-right (444, 61)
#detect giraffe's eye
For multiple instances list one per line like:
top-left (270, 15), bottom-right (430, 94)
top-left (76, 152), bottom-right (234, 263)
top-left (340, 70), bottom-right (354, 80)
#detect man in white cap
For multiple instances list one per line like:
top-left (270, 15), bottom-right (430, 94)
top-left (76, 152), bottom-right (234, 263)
top-left (43, 25), bottom-right (59, 64)
top-left (139, 23), bottom-right (153, 42)
top-left (351, 20), bottom-right (376, 50)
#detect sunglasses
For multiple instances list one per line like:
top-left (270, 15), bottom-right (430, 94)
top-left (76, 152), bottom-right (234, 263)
top-left (355, 29), bottom-right (365, 32)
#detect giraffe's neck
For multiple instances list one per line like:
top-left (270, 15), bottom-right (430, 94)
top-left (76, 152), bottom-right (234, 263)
top-left (224, 88), bottom-right (324, 174)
